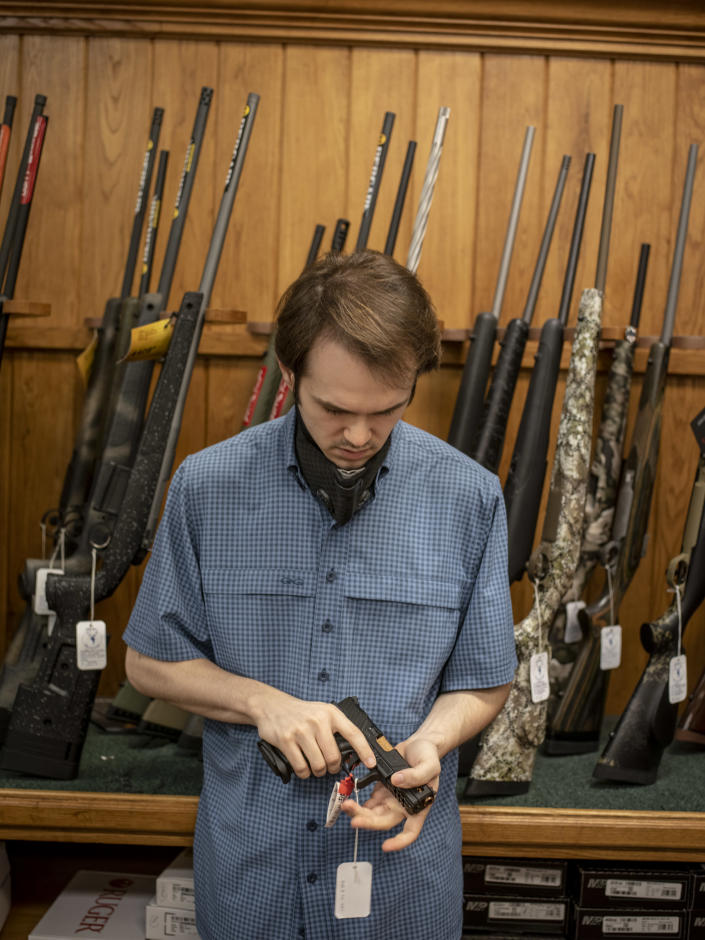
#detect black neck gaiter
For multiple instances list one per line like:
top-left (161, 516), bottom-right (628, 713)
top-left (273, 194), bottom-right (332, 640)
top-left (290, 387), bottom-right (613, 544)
top-left (294, 413), bottom-right (390, 526)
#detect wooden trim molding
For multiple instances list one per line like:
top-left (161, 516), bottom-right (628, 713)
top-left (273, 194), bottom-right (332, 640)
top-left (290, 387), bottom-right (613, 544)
top-left (1, 1), bottom-right (705, 61)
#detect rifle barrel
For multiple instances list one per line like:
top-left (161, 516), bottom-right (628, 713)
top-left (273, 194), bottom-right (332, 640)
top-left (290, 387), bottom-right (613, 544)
top-left (406, 106), bottom-right (450, 275)
top-left (0, 95), bottom-right (17, 201)
top-left (356, 111), bottom-right (395, 251)
top-left (384, 139), bottom-right (416, 256)
top-left (557, 152), bottom-right (595, 326)
top-left (491, 125), bottom-right (535, 320)
top-left (630, 243), bottom-right (650, 328)
top-left (594, 103), bottom-right (624, 293)
top-left (138, 148), bottom-right (169, 298)
top-left (661, 143), bottom-right (698, 346)
top-left (306, 223), bottom-right (325, 267)
top-left (331, 218), bottom-right (350, 252)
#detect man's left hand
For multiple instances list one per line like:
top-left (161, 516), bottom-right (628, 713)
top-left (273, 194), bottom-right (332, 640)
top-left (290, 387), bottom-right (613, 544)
top-left (340, 737), bottom-right (440, 852)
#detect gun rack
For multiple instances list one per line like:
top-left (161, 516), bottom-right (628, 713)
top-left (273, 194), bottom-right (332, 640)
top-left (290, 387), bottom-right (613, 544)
top-left (1, 301), bottom-right (50, 317)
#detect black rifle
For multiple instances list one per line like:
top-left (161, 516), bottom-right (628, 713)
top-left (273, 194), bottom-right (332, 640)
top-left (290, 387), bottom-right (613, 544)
top-left (258, 696), bottom-right (435, 816)
top-left (330, 217), bottom-right (349, 253)
top-left (384, 139), bottom-right (416, 256)
top-left (137, 147), bottom-right (169, 298)
top-left (0, 95), bottom-right (17, 201)
top-left (355, 111), bottom-right (395, 251)
top-left (592, 442), bottom-right (705, 784)
top-left (503, 151), bottom-right (595, 583)
top-left (447, 125), bottom-right (535, 454)
top-left (544, 142), bottom-right (698, 754)
top-left (471, 154), bottom-right (571, 472)
top-left (1, 91), bottom-right (259, 779)
top-left (676, 662), bottom-right (705, 745)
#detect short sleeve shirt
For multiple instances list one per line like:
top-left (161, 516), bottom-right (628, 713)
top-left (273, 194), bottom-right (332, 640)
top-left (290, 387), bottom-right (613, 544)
top-left (124, 408), bottom-right (516, 940)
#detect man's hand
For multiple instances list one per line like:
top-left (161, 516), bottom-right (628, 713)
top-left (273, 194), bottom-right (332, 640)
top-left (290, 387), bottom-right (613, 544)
top-left (341, 737), bottom-right (440, 852)
top-left (253, 689), bottom-right (376, 780)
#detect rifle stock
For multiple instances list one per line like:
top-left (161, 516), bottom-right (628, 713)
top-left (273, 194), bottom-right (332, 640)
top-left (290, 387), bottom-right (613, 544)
top-left (593, 450), bottom-right (705, 784)
top-left (676, 665), bottom-right (705, 745)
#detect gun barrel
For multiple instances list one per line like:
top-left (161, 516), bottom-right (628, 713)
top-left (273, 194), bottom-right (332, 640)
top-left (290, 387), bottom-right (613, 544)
top-left (557, 152), bottom-right (595, 326)
top-left (630, 243), bottom-right (650, 328)
top-left (594, 103), bottom-right (623, 293)
top-left (406, 106), bottom-right (450, 275)
top-left (138, 147), bottom-right (169, 298)
top-left (384, 139), bottom-right (416, 256)
top-left (661, 142), bottom-right (698, 345)
top-left (306, 223), bottom-right (325, 267)
top-left (355, 110), bottom-right (395, 251)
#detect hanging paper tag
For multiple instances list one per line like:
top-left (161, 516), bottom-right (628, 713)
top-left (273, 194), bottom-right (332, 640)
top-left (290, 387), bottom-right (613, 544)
top-left (76, 620), bottom-right (107, 670)
top-left (326, 776), bottom-right (355, 828)
top-left (335, 862), bottom-right (372, 919)
top-left (530, 652), bottom-right (550, 702)
top-left (33, 567), bottom-right (64, 615)
top-left (564, 601), bottom-right (586, 643)
top-left (600, 625), bottom-right (622, 670)
top-left (669, 654), bottom-right (687, 704)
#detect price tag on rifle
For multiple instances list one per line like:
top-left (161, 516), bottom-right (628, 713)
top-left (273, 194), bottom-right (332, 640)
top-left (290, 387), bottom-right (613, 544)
top-left (600, 625), bottom-right (622, 670)
top-left (564, 601), bottom-right (586, 644)
top-left (33, 567), bottom-right (64, 616)
top-left (669, 654), bottom-right (688, 704)
top-left (530, 652), bottom-right (550, 702)
top-left (76, 620), bottom-right (107, 670)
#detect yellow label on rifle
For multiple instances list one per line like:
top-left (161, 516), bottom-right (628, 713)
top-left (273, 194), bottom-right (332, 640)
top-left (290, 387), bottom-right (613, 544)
top-left (125, 318), bottom-right (175, 361)
top-left (76, 333), bottom-right (98, 385)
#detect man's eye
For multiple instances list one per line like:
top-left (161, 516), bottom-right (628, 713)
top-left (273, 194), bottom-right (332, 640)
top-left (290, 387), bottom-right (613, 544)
top-left (325, 407), bottom-right (342, 415)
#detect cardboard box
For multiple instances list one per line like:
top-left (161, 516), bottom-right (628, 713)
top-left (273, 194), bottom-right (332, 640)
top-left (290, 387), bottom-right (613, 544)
top-left (572, 906), bottom-right (686, 939)
top-left (572, 863), bottom-right (690, 909)
top-left (463, 857), bottom-right (568, 897)
top-left (146, 896), bottom-right (200, 939)
top-left (156, 847), bottom-right (195, 910)
top-left (463, 894), bottom-right (570, 934)
top-left (29, 870), bottom-right (155, 940)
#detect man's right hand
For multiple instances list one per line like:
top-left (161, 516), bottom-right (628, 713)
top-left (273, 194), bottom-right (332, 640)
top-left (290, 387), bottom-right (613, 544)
top-left (251, 689), bottom-right (376, 779)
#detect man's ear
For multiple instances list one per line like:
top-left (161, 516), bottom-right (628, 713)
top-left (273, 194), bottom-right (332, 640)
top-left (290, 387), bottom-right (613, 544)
top-left (277, 358), bottom-right (295, 391)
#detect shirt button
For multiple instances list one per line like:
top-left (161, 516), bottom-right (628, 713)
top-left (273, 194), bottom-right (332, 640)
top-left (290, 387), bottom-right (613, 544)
top-left (325, 568), bottom-right (336, 583)
top-left (322, 621), bottom-right (333, 633)
top-left (306, 819), bottom-right (318, 831)
top-left (318, 670), bottom-right (330, 683)
top-left (307, 872), bottom-right (318, 884)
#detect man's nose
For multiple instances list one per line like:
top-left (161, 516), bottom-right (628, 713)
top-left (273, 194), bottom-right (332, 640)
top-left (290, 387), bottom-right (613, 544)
top-left (343, 418), bottom-right (372, 447)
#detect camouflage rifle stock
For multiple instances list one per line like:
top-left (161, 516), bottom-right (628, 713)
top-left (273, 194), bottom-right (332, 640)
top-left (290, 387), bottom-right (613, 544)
top-left (447, 125), bottom-right (535, 454)
top-left (546, 242), bottom-right (649, 724)
top-left (503, 151), bottom-right (596, 583)
top-left (471, 154), bottom-right (571, 472)
top-left (593, 444), bottom-right (705, 784)
top-left (544, 142), bottom-right (698, 755)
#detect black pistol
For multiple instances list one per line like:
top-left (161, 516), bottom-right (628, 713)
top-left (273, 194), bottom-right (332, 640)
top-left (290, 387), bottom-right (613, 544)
top-left (257, 696), bottom-right (435, 816)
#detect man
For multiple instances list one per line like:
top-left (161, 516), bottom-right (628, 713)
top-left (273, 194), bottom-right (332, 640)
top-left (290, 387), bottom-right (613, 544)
top-left (124, 250), bottom-right (516, 940)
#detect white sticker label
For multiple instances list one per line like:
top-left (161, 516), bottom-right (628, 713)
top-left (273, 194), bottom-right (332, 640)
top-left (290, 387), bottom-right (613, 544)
top-left (485, 864), bottom-right (562, 888)
top-left (600, 625), bottom-right (622, 670)
top-left (602, 914), bottom-right (680, 934)
top-left (530, 652), bottom-right (550, 702)
top-left (33, 567), bottom-right (64, 615)
top-left (606, 878), bottom-right (683, 901)
top-left (335, 862), bottom-right (372, 919)
top-left (488, 900), bottom-right (565, 921)
top-left (669, 655), bottom-right (688, 704)
top-left (76, 620), bottom-right (107, 670)
top-left (564, 600), bottom-right (586, 643)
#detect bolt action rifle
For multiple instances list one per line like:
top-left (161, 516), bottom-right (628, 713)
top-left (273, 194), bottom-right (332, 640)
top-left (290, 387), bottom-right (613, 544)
top-left (503, 150), bottom-right (596, 583)
top-left (593, 437), bottom-right (705, 784)
top-left (544, 142), bottom-right (698, 755)
top-left (447, 125), bottom-right (534, 453)
top-left (546, 241), bottom-right (649, 724)
top-left (0, 92), bottom-right (259, 780)
top-left (471, 153), bottom-right (571, 473)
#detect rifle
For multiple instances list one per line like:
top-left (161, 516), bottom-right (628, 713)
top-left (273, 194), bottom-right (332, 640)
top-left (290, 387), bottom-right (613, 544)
top-left (446, 125), bottom-right (535, 453)
top-left (676, 662), bottom-right (705, 745)
top-left (0, 110), bottom-right (48, 365)
top-left (471, 154), bottom-right (571, 472)
top-left (330, 217), bottom-right (349, 253)
top-left (0, 91), bottom-right (259, 780)
top-left (384, 139), bottom-right (416, 256)
top-left (0, 95), bottom-right (17, 201)
top-left (546, 242), bottom-right (649, 726)
top-left (503, 151), bottom-right (596, 583)
top-left (406, 105), bottom-right (450, 275)
top-left (355, 111), bottom-right (394, 251)
top-left (544, 142), bottom-right (698, 754)
top-left (592, 442), bottom-right (705, 784)
top-left (137, 147), bottom-right (169, 298)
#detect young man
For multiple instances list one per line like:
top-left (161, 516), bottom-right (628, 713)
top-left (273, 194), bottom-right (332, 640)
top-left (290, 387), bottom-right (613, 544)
top-left (124, 250), bottom-right (516, 940)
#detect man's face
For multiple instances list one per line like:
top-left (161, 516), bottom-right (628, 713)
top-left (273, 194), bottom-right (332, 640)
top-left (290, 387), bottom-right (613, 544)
top-left (279, 335), bottom-right (415, 469)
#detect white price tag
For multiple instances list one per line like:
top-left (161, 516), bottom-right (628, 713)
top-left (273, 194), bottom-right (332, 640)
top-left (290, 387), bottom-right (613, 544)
top-left (335, 862), bottom-right (372, 919)
top-left (33, 567), bottom-right (64, 615)
top-left (564, 600), bottom-right (586, 643)
top-left (76, 620), bottom-right (107, 670)
top-left (669, 654), bottom-right (688, 704)
top-left (530, 652), bottom-right (550, 702)
top-left (600, 625), bottom-right (622, 670)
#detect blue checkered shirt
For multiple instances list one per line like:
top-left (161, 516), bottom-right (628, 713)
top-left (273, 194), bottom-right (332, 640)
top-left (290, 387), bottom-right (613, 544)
top-left (124, 408), bottom-right (516, 940)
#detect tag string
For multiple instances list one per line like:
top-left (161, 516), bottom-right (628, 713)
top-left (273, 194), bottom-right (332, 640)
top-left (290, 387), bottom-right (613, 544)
top-left (606, 563), bottom-right (615, 626)
top-left (90, 547), bottom-right (97, 622)
top-left (353, 778), bottom-right (360, 866)
top-left (48, 527), bottom-right (66, 570)
top-left (532, 579), bottom-right (543, 651)
top-left (675, 582), bottom-right (683, 657)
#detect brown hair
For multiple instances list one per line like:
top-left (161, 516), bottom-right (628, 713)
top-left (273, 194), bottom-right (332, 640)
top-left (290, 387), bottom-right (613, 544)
top-left (274, 250), bottom-right (441, 387)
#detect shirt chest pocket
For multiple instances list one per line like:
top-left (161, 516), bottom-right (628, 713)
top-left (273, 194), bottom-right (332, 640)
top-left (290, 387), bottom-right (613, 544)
top-left (342, 573), bottom-right (466, 680)
top-left (202, 568), bottom-right (316, 685)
